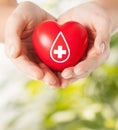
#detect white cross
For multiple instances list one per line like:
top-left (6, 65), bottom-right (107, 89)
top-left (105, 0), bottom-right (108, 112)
top-left (54, 46), bottom-right (66, 59)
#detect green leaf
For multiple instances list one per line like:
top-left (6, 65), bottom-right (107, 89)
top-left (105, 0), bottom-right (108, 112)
top-left (110, 33), bottom-right (118, 48)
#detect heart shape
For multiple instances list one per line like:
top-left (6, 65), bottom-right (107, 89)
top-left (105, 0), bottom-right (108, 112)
top-left (32, 21), bottom-right (88, 71)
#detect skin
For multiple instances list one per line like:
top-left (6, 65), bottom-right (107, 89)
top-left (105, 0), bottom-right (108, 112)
top-left (95, 0), bottom-right (118, 31)
top-left (58, 1), bottom-right (111, 87)
top-left (0, 0), bottom-right (60, 87)
top-left (58, 1), bottom-right (118, 87)
top-left (0, 0), bottom-right (17, 41)
top-left (1, 0), bottom-right (118, 88)
top-left (4, 2), bottom-right (61, 87)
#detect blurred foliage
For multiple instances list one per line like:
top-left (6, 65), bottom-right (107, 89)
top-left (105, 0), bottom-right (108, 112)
top-left (1, 1), bottom-right (118, 130)
top-left (1, 22), bottom-right (118, 130)
top-left (110, 32), bottom-right (118, 48)
top-left (23, 33), bottom-right (118, 130)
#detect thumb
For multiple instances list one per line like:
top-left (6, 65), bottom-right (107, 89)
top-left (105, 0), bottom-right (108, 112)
top-left (5, 13), bottom-right (25, 58)
top-left (94, 32), bottom-right (110, 55)
top-left (94, 21), bottom-right (111, 55)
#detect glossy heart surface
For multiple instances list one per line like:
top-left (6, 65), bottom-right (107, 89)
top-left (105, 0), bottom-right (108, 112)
top-left (32, 21), bottom-right (88, 71)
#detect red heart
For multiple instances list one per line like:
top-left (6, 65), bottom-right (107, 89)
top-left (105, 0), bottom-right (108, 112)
top-left (32, 21), bottom-right (88, 71)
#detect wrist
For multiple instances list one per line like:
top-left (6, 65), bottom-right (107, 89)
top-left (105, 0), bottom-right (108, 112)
top-left (94, 0), bottom-right (118, 33)
top-left (0, 4), bottom-right (17, 43)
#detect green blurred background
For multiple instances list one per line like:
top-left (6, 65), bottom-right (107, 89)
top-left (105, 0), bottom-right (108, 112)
top-left (0, 0), bottom-right (118, 130)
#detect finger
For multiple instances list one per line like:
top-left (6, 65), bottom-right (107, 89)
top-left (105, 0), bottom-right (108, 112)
top-left (60, 78), bottom-right (70, 88)
top-left (59, 75), bottom-right (78, 88)
top-left (93, 18), bottom-right (111, 54)
top-left (5, 12), bottom-right (25, 58)
top-left (11, 55), bottom-right (44, 80)
top-left (74, 53), bottom-right (104, 78)
top-left (61, 67), bottom-right (74, 79)
top-left (40, 63), bottom-right (60, 88)
top-left (57, 73), bottom-right (70, 88)
top-left (74, 37), bottom-right (110, 79)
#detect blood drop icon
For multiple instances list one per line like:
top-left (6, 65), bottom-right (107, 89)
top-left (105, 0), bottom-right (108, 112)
top-left (50, 31), bottom-right (70, 63)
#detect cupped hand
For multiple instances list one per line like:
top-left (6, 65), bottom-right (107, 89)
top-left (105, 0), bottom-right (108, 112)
top-left (58, 1), bottom-right (111, 87)
top-left (5, 2), bottom-right (60, 87)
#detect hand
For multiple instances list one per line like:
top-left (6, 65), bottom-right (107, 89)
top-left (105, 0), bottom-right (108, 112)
top-left (5, 2), bottom-right (60, 87)
top-left (58, 1), bottom-right (111, 87)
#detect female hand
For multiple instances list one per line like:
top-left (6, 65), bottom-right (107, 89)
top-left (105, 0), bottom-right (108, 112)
top-left (5, 2), bottom-right (60, 87)
top-left (58, 1), bottom-right (112, 87)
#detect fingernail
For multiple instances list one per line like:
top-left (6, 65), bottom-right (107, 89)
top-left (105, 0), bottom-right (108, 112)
top-left (62, 71), bottom-right (73, 79)
top-left (100, 43), bottom-right (105, 54)
top-left (8, 46), bottom-right (16, 58)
